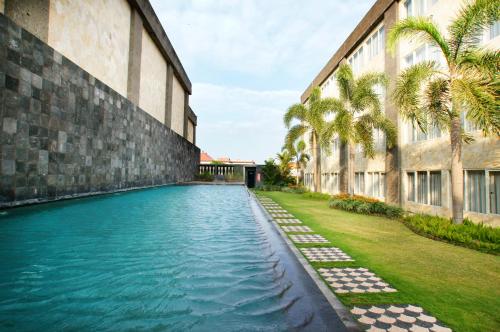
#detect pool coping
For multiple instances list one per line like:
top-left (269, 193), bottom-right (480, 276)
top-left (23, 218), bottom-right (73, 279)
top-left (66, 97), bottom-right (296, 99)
top-left (249, 190), bottom-right (361, 332)
top-left (0, 183), bottom-right (179, 210)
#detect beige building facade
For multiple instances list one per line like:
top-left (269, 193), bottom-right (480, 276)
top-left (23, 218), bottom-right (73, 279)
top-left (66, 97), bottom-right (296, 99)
top-left (302, 0), bottom-right (499, 225)
top-left (2, 0), bottom-right (196, 143)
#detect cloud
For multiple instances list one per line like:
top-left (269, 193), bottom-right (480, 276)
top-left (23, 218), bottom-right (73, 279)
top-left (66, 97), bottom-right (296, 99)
top-left (149, 0), bottom-right (375, 162)
top-left (190, 83), bottom-right (300, 162)
top-left (152, 0), bottom-right (374, 84)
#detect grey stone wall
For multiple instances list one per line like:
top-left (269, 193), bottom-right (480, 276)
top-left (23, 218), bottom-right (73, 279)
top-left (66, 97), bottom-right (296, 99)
top-left (0, 14), bottom-right (200, 206)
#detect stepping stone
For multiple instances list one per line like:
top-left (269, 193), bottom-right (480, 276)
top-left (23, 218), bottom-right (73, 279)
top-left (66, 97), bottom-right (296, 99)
top-left (301, 247), bottom-right (354, 262)
top-left (266, 208), bottom-right (287, 213)
top-left (271, 213), bottom-right (295, 218)
top-left (350, 305), bottom-right (452, 332)
top-left (275, 218), bottom-right (302, 224)
top-left (281, 226), bottom-right (312, 233)
top-left (318, 268), bottom-right (397, 293)
top-left (290, 234), bottom-right (329, 244)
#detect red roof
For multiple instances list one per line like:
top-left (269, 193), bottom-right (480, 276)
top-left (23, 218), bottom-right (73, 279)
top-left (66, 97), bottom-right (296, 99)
top-left (200, 151), bottom-right (213, 162)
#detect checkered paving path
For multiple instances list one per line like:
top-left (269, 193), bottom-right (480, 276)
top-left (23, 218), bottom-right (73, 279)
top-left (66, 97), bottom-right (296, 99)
top-left (275, 218), bottom-right (302, 224)
top-left (290, 234), bottom-right (329, 243)
top-left (300, 247), bottom-right (354, 262)
top-left (318, 268), bottom-right (397, 294)
top-left (281, 226), bottom-right (312, 233)
top-left (351, 305), bottom-right (452, 332)
top-left (270, 213), bottom-right (295, 218)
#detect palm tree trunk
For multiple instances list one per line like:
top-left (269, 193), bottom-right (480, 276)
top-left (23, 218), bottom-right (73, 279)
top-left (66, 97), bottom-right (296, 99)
top-left (312, 132), bottom-right (321, 192)
top-left (296, 160), bottom-right (300, 185)
top-left (450, 116), bottom-right (464, 224)
top-left (348, 143), bottom-right (355, 196)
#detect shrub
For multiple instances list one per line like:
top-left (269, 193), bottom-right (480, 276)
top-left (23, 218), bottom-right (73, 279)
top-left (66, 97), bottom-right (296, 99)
top-left (403, 214), bottom-right (500, 254)
top-left (195, 171), bottom-right (214, 182)
top-left (302, 192), bottom-right (331, 200)
top-left (329, 194), bottom-right (403, 218)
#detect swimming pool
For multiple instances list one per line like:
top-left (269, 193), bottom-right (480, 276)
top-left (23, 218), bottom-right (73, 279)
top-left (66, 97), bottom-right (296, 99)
top-left (0, 185), bottom-right (345, 331)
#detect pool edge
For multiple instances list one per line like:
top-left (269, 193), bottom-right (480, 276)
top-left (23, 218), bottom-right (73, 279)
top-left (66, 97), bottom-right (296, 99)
top-left (0, 183), bottom-right (180, 210)
top-left (249, 190), bottom-right (361, 332)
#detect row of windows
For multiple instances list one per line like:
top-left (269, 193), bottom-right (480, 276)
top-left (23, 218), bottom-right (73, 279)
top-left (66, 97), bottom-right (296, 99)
top-left (348, 26), bottom-right (385, 76)
top-left (406, 112), bottom-right (478, 144)
top-left (404, 0), bottom-right (439, 18)
top-left (405, 0), bottom-right (498, 41)
top-left (354, 172), bottom-right (385, 199)
top-left (308, 169), bottom-right (500, 216)
top-left (406, 170), bottom-right (500, 215)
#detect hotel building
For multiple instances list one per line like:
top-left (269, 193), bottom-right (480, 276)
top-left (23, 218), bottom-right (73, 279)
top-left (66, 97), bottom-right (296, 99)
top-left (301, 0), bottom-right (500, 225)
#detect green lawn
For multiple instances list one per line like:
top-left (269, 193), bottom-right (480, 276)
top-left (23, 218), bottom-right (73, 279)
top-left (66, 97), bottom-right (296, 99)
top-left (257, 191), bottom-right (500, 332)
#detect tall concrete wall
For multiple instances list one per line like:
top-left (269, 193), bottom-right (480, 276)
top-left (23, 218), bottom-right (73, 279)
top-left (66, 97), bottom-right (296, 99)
top-left (2, 0), bottom-right (197, 142)
top-left (139, 26), bottom-right (167, 124)
top-left (171, 75), bottom-right (185, 136)
top-left (0, 16), bottom-right (199, 207)
top-left (47, 0), bottom-right (131, 97)
top-left (4, 0), bottom-right (49, 42)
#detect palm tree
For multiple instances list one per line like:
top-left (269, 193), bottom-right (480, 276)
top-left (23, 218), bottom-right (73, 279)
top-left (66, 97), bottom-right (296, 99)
top-left (276, 149), bottom-right (293, 177)
top-left (284, 87), bottom-right (336, 192)
top-left (287, 140), bottom-right (310, 185)
top-left (387, 0), bottom-right (499, 224)
top-left (322, 63), bottom-right (397, 196)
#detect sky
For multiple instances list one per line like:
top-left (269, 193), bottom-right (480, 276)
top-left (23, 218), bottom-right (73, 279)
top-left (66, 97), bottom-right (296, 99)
top-left (150, 0), bottom-right (375, 163)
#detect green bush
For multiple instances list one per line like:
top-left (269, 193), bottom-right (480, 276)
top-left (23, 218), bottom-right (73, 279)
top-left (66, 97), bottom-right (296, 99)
top-left (328, 194), bottom-right (403, 218)
top-left (195, 171), bottom-right (214, 182)
top-left (302, 192), bottom-right (331, 200)
top-left (403, 214), bottom-right (500, 254)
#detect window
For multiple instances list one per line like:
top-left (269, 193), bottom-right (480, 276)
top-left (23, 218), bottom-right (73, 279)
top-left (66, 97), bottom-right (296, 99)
top-left (332, 137), bottom-right (339, 156)
top-left (331, 173), bottom-right (339, 194)
top-left (405, 0), bottom-right (413, 17)
top-left (465, 171), bottom-right (486, 213)
top-left (417, 171), bottom-right (428, 204)
top-left (409, 122), bottom-right (441, 143)
top-left (366, 26), bottom-right (385, 61)
top-left (366, 172), bottom-right (385, 198)
top-left (405, 0), bottom-right (433, 18)
top-left (355, 172), bottom-right (365, 194)
top-left (490, 21), bottom-right (500, 39)
top-left (408, 172), bottom-right (416, 201)
top-left (429, 171), bottom-right (442, 206)
top-left (461, 111), bottom-right (479, 132)
top-left (374, 128), bottom-right (385, 148)
top-left (378, 27), bottom-right (385, 52)
top-left (349, 47), bottom-right (364, 75)
top-left (490, 171), bottom-right (500, 215)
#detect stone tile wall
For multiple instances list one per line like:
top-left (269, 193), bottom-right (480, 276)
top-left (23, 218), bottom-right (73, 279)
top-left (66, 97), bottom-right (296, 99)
top-left (0, 14), bottom-right (200, 206)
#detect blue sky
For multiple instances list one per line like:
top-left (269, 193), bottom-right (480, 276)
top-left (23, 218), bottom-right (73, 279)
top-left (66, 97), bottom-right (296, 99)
top-left (150, 0), bottom-right (375, 163)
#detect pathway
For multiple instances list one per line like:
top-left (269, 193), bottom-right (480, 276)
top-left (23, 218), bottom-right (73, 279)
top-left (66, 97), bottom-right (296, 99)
top-left (256, 195), bottom-right (452, 332)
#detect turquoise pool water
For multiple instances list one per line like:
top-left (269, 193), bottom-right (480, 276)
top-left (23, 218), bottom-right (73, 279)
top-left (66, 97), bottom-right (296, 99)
top-left (0, 185), bottom-right (344, 331)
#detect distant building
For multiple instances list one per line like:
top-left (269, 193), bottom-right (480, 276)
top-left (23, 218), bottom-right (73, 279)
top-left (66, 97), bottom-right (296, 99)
top-left (199, 152), bottom-right (255, 166)
top-left (198, 152), bottom-right (259, 187)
